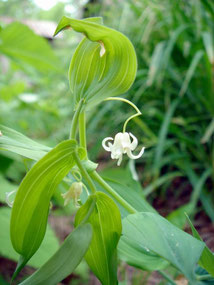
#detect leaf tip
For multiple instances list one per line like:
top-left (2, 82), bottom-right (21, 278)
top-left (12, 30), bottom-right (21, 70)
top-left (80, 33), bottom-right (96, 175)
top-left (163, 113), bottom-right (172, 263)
top-left (53, 16), bottom-right (70, 37)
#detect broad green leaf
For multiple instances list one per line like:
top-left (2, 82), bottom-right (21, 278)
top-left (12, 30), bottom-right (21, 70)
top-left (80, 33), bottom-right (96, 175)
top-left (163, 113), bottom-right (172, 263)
top-left (102, 180), bottom-right (156, 217)
top-left (186, 215), bottom-right (214, 277)
top-left (94, 171), bottom-right (156, 217)
top-left (75, 192), bottom-right (122, 285)
top-left (118, 236), bottom-right (168, 271)
top-left (167, 203), bottom-right (194, 228)
top-left (54, 17), bottom-right (137, 108)
top-left (100, 167), bottom-right (143, 194)
top-left (0, 125), bottom-right (51, 161)
top-left (10, 140), bottom-right (85, 277)
top-left (0, 22), bottom-right (61, 74)
top-left (20, 224), bottom-right (92, 285)
top-left (122, 212), bottom-right (205, 283)
top-left (0, 207), bottom-right (59, 269)
top-left (100, 169), bottom-right (163, 274)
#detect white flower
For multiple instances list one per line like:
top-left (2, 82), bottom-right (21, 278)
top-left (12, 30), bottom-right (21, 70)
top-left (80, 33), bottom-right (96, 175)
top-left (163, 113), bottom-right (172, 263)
top-left (6, 190), bottom-right (17, 207)
top-left (102, 132), bottom-right (145, 166)
top-left (61, 182), bottom-right (83, 207)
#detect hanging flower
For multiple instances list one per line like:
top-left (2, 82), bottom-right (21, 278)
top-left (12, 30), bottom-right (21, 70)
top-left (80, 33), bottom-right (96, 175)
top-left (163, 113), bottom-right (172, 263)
top-left (61, 181), bottom-right (89, 207)
top-left (61, 182), bottom-right (83, 207)
top-left (102, 132), bottom-right (145, 166)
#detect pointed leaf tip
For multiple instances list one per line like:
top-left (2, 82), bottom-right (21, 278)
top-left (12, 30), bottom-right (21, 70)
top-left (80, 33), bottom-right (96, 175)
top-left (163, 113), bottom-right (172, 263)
top-left (53, 16), bottom-right (70, 37)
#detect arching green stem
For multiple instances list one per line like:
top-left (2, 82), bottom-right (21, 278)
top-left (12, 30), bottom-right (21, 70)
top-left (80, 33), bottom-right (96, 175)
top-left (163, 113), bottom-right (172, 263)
top-left (90, 170), bottom-right (137, 214)
top-left (70, 99), bottom-right (85, 139)
top-left (79, 111), bottom-right (87, 157)
top-left (73, 152), bottom-right (96, 194)
top-left (104, 97), bottom-right (141, 132)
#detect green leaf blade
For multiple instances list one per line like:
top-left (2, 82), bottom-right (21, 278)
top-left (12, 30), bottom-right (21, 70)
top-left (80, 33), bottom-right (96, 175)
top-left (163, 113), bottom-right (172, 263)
top-left (118, 237), bottom-right (168, 271)
top-left (20, 224), bottom-right (92, 285)
top-left (54, 17), bottom-right (137, 108)
top-left (122, 212), bottom-right (205, 283)
top-left (186, 215), bottom-right (214, 277)
top-left (0, 207), bottom-right (59, 269)
top-left (10, 140), bottom-right (85, 269)
top-left (75, 192), bottom-right (122, 285)
top-left (0, 125), bottom-right (50, 161)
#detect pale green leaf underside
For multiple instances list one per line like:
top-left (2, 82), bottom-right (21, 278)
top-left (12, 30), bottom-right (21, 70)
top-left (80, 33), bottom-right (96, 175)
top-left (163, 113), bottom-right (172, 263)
top-left (75, 192), bottom-right (122, 285)
top-left (0, 124), bottom-right (50, 161)
top-left (118, 237), bottom-right (168, 271)
top-left (99, 177), bottom-right (156, 217)
top-left (20, 224), bottom-right (92, 285)
top-left (11, 140), bottom-right (85, 264)
top-left (122, 212), bottom-right (205, 283)
top-left (54, 17), bottom-right (137, 108)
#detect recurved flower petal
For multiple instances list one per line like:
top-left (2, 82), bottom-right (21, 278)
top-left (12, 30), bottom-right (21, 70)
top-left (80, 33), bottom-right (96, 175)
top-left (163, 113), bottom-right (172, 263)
top-left (102, 137), bottom-right (113, 151)
top-left (102, 132), bottom-right (145, 166)
top-left (126, 147), bottom-right (145, 160)
top-left (129, 132), bottom-right (138, 150)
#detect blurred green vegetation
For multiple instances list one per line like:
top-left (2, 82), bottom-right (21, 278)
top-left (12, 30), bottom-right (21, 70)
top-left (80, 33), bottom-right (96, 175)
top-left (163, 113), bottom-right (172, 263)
top-left (0, 0), bottom-right (214, 284)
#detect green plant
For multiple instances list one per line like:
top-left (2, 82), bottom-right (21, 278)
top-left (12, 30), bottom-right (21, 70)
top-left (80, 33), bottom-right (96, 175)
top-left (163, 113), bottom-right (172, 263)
top-left (90, 0), bottom-right (214, 227)
top-left (0, 16), bottom-right (214, 285)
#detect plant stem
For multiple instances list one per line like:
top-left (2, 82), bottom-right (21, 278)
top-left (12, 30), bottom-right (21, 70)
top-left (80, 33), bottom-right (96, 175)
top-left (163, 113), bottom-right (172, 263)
top-left (90, 170), bottom-right (137, 214)
top-left (196, 274), bottom-right (213, 281)
top-left (73, 152), bottom-right (96, 194)
top-left (79, 111), bottom-right (87, 155)
top-left (158, 270), bottom-right (177, 285)
top-left (75, 101), bottom-right (136, 213)
top-left (69, 99), bottom-right (84, 139)
top-left (104, 96), bottom-right (142, 132)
